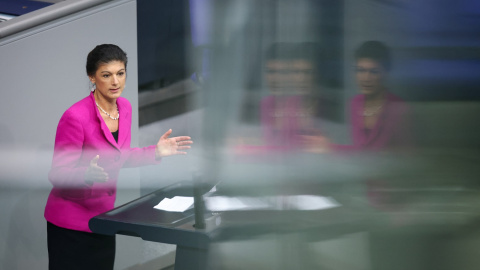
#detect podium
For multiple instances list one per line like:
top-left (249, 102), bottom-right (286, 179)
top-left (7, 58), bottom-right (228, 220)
top-left (89, 172), bottom-right (480, 270)
top-left (88, 180), bottom-right (361, 269)
top-left (89, 181), bottom-right (214, 270)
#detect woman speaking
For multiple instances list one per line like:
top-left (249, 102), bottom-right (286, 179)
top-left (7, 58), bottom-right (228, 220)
top-left (44, 44), bottom-right (193, 269)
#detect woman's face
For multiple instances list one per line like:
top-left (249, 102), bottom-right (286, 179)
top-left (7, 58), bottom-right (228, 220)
top-left (355, 58), bottom-right (386, 96)
top-left (265, 59), bottom-right (314, 96)
top-left (265, 59), bottom-right (291, 95)
top-left (291, 59), bottom-right (315, 95)
top-left (89, 60), bottom-right (126, 101)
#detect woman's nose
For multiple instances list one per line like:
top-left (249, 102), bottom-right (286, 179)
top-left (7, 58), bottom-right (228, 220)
top-left (112, 75), bottom-right (119, 84)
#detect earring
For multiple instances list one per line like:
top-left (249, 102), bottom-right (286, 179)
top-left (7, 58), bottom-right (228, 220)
top-left (90, 81), bottom-right (96, 92)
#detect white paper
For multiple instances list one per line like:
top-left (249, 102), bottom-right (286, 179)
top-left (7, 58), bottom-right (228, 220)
top-left (205, 196), bottom-right (271, 211)
top-left (287, 195), bottom-right (340, 210)
top-left (153, 196), bottom-right (194, 212)
top-left (205, 195), bottom-right (340, 212)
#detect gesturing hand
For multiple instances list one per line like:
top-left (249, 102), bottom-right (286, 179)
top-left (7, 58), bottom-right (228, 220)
top-left (299, 133), bottom-right (331, 154)
top-left (85, 155), bottom-right (108, 184)
top-left (155, 129), bottom-right (193, 159)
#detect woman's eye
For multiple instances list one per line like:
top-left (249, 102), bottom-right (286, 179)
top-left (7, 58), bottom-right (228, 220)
top-left (355, 68), bottom-right (366, 73)
top-left (103, 74), bottom-right (110, 78)
top-left (118, 72), bottom-right (125, 76)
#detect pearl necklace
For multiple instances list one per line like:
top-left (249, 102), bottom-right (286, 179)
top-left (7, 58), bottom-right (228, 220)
top-left (96, 102), bottom-right (119, 120)
top-left (362, 105), bottom-right (383, 117)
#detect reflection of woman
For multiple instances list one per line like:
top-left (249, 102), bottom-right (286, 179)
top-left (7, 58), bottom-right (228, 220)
top-left (335, 41), bottom-right (411, 151)
top-left (260, 43), bottom-right (318, 149)
top-left (44, 44), bottom-right (192, 269)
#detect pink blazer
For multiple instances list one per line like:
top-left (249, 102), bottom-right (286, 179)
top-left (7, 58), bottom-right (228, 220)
top-left (44, 92), bottom-right (159, 232)
top-left (334, 92), bottom-right (412, 151)
top-left (260, 95), bottom-right (304, 148)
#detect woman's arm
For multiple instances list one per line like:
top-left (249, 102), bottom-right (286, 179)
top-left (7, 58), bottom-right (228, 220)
top-left (122, 129), bottom-right (192, 168)
top-left (48, 110), bottom-right (92, 190)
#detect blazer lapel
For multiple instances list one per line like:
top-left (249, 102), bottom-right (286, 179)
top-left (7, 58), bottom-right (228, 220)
top-left (90, 92), bottom-right (120, 150)
top-left (364, 93), bottom-right (391, 146)
top-left (353, 95), bottom-right (368, 146)
top-left (366, 110), bottom-right (384, 146)
top-left (117, 100), bottom-right (129, 148)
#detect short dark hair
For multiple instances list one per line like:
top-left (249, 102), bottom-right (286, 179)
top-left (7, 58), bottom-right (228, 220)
top-left (354, 41), bottom-right (391, 71)
top-left (86, 44), bottom-right (128, 77)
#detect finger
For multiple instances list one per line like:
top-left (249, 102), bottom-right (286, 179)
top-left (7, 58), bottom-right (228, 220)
top-left (94, 173), bottom-right (109, 182)
top-left (177, 146), bottom-right (191, 151)
top-left (173, 136), bottom-right (192, 142)
top-left (174, 151), bottom-right (188, 155)
top-left (91, 165), bottom-right (105, 173)
top-left (86, 169), bottom-right (108, 183)
top-left (176, 140), bottom-right (193, 146)
top-left (90, 155), bottom-right (100, 166)
top-left (160, 129), bottom-right (173, 140)
top-left (95, 170), bottom-right (108, 179)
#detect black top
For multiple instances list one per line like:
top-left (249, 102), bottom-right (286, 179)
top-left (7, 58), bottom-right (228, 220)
top-left (112, 130), bottom-right (119, 143)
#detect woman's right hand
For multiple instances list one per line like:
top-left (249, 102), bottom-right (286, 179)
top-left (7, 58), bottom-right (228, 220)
top-left (299, 133), bottom-right (331, 153)
top-left (85, 155), bottom-right (108, 184)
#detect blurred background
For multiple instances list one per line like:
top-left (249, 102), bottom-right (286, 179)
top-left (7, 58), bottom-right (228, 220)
top-left (1, 0), bottom-right (480, 269)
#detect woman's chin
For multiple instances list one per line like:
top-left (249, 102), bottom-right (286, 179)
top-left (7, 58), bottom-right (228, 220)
top-left (360, 87), bottom-right (381, 96)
